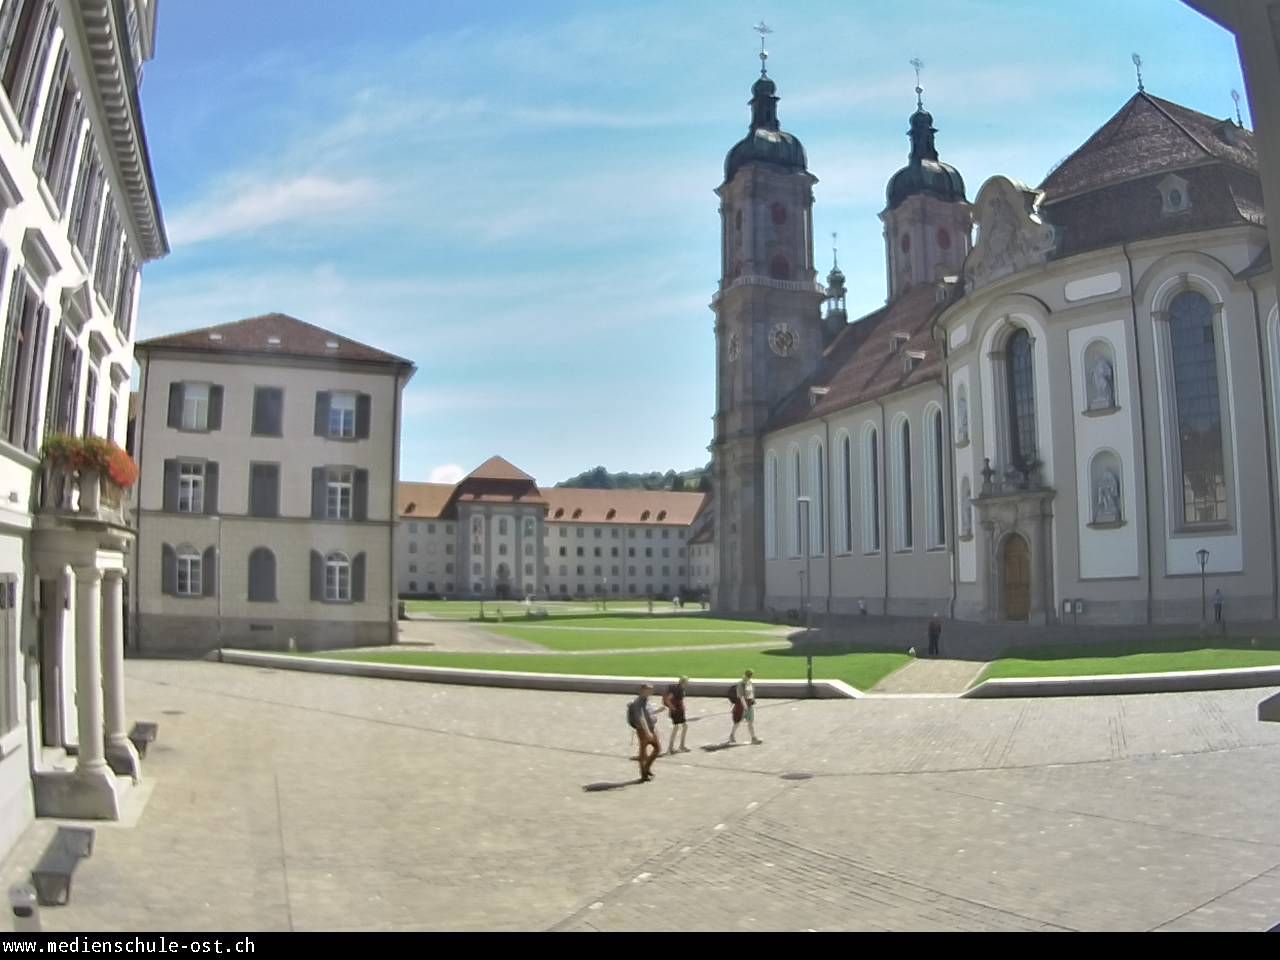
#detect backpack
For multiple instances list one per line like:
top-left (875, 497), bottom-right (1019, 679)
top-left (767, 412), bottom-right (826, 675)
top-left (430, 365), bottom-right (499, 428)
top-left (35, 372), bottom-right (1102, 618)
top-left (726, 685), bottom-right (738, 704)
top-left (626, 700), bottom-right (640, 728)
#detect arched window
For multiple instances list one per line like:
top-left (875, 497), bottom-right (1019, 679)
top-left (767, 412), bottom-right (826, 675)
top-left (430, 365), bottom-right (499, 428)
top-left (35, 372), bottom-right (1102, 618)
top-left (764, 451), bottom-right (779, 559)
top-left (896, 419), bottom-right (914, 550)
top-left (926, 407), bottom-right (946, 548)
top-left (248, 547), bottom-right (276, 602)
top-left (498, 517), bottom-right (509, 536)
top-left (1007, 329), bottom-right (1037, 469)
top-left (810, 439), bottom-right (825, 556)
top-left (862, 427), bottom-right (881, 553)
top-left (1169, 291), bottom-right (1227, 524)
top-left (325, 551), bottom-right (351, 602)
top-left (791, 446), bottom-right (804, 557)
top-left (839, 432), bottom-right (853, 554)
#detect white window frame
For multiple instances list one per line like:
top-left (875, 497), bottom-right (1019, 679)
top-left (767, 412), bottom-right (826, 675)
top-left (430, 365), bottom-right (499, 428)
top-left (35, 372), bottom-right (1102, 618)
top-left (181, 382), bottom-right (209, 431)
top-left (326, 468), bottom-right (354, 520)
top-left (176, 545), bottom-right (202, 596)
top-left (324, 552), bottom-right (351, 602)
top-left (328, 391), bottom-right (357, 438)
top-left (177, 461), bottom-right (205, 514)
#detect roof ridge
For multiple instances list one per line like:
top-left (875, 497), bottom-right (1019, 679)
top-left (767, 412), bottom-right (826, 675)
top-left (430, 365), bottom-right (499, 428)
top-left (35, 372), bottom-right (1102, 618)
top-left (1140, 92), bottom-right (1215, 159)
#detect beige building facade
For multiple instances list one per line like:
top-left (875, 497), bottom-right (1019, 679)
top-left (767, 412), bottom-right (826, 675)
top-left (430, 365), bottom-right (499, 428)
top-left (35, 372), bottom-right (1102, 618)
top-left (133, 313), bottom-right (414, 654)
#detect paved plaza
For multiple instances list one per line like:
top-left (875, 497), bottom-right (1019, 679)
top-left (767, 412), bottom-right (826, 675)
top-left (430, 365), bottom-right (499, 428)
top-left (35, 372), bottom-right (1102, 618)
top-left (2, 660), bottom-right (1279, 932)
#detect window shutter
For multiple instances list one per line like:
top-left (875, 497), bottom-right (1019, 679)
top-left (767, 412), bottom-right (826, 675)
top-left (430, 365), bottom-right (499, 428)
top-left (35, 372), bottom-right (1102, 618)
top-left (207, 385), bottom-right (223, 431)
top-left (355, 394), bottom-right (371, 439)
top-left (352, 552), bottom-right (366, 603)
top-left (354, 469), bottom-right (369, 521)
top-left (162, 459), bottom-right (178, 512)
top-left (314, 392), bottom-right (331, 436)
top-left (161, 543), bottom-right (176, 596)
top-left (204, 462), bottom-right (219, 515)
top-left (311, 467), bottom-right (326, 519)
top-left (202, 546), bottom-right (217, 597)
top-left (167, 383), bottom-right (183, 428)
top-left (309, 550), bottom-right (323, 601)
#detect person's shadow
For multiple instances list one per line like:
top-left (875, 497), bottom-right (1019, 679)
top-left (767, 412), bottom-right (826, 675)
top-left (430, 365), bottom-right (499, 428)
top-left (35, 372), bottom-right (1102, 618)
top-left (582, 779), bottom-right (644, 792)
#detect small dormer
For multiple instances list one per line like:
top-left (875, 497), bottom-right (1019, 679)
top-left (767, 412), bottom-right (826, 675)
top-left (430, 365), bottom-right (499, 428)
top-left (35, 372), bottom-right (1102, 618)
top-left (890, 332), bottom-right (911, 355)
top-left (808, 385), bottom-right (830, 409)
top-left (1158, 173), bottom-right (1191, 216)
top-left (902, 350), bottom-right (926, 375)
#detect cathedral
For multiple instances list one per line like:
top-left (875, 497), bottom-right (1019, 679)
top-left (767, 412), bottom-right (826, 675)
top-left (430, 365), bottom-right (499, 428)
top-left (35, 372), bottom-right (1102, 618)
top-left (712, 58), bottom-right (1277, 626)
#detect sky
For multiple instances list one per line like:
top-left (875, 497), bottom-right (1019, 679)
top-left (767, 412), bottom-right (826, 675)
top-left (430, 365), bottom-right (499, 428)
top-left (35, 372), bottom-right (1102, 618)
top-left (134, 0), bottom-right (1247, 487)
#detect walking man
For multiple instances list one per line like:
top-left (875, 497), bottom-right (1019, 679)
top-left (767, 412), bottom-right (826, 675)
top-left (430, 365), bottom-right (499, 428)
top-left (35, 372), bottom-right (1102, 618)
top-left (627, 684), bottom-right (661, 782)
top-left (664, 676), bottom-right (691, 754)
top-left (1213, 589), bottom-right (1225, 629)
top-left (728, 669), bottom-right (762, 745)
top-left (928, 613), bottom-right (943, 658)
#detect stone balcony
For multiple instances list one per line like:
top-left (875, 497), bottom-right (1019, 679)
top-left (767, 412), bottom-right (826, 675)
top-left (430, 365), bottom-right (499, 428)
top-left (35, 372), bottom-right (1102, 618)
top-left (35, 464), bottom-right (133, 533)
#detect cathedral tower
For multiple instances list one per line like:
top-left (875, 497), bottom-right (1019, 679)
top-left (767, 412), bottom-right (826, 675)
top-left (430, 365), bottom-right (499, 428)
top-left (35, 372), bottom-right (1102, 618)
top-left (881, 78), bottom-right (972, 301)
top-left (712, 50), bottom-right (824, 613)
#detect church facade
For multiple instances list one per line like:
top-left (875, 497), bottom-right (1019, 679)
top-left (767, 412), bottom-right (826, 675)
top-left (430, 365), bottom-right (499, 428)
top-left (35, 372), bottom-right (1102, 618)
top-left (713, 65), bottom-right (1277, 626)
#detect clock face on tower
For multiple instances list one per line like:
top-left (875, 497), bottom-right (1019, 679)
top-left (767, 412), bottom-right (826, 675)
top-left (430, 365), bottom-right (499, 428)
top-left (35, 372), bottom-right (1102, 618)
top-left (769, 322), bottom-right (796, 358)
top-left (727, 332), bottom-right (741, 362)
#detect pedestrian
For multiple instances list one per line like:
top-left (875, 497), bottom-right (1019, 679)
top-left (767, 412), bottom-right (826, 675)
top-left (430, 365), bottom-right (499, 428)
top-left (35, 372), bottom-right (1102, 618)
top-left (627, 684), bottom-right (661, 782)
top-left (858, 599), bottom-right (867, 617)
top-left (928, 612), bottom-right (943, 658)
top-left (664, 676), bottom-right (691, 754)
top-left (727, 669), bottom-right (762, 745)
top-left (1213, 589), bottom-right (1225, 627)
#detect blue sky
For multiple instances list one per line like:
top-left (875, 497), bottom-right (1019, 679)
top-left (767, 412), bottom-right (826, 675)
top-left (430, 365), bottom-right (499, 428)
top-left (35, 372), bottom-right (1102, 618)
top-left (135, 0), bottom-right (1245, 486)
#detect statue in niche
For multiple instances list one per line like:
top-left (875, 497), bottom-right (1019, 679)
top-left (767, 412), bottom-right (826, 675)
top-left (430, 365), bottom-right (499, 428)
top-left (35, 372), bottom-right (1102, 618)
top-left (956, 393), bottom-right (970, 443)
top-left (1088, 355), bottom-right (1116, 411)
top-left (961, 491), bottom-right (973, 537)
top-left (1094, 468), bottom-right (1121, 523)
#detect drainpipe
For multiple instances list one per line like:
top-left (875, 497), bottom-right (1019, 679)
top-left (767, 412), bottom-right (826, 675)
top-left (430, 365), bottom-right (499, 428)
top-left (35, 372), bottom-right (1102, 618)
top-left (1247, 278), bottom-right (1280, 620)
top-left (822, 414), bottom-right (833, 619)
top-left (1123, 244), bottom-right (1155, 625)
top-left (876, 398), bottom-right (889, 615)
top-left (132, 351), bottom-right (151, 656)
top-left (391, 368), bottom-right (406, 642)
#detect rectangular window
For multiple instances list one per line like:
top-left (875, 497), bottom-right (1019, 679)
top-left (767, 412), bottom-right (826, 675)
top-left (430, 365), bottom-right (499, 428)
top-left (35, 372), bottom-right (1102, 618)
top-left (182, 383), bottom-right (210, 431)
top-left (1, 272), bottom-right (48, 452)
top-left (329, 392), bottom-right (356, 438)
top-left (408, 563), bottom-right (417, 574)
top-left (249, 463), bottom-right (280, 519)
top-left (325, 559), bottom-right (351, 602)
top-left (408, 542), bottom-right (417, 554)
top-left (427, 523), bottom-right (436, 534)
top-left (177, 551), bottom-right (202, 597)
top-left (576, 547), bottom-right (584, 557)
top-left (0, 578), bottom-right (17, 736)
top-left (409, 522), bottom-right (418, 533)
top-left (252, 387), bottom-right (284, 436)
top-left (594, 529), bottom-right (601, 538)
top-left (178, 462), bottom-right (205, 514)
top-left (445, 544), bottom-right (454, 555)
top-left (81, 365), bottom-right (97, 437)
top-left (576, 565), bottom-right (585, 575)
top-left (593, 547), bottom-right (601, 557)
top-left (326, 468), bottom-right (354, 520)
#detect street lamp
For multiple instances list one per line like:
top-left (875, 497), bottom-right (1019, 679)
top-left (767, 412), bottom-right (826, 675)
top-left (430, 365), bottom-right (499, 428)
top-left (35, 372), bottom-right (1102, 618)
top-left (1196, 548), bottom-right (1210, 627)
top-left (797, 497), bottom-right (812, 636)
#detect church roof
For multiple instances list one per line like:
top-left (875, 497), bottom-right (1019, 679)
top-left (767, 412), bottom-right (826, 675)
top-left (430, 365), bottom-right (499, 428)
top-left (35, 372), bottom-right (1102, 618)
top-left (724, 73), bottom-right (808, 183)
top-left (770, 283), bottom-right (947, 429)
top-left (1039, 92), bottom-right (1257, 202)
top-left (136, 312), bottom-right (414, 367)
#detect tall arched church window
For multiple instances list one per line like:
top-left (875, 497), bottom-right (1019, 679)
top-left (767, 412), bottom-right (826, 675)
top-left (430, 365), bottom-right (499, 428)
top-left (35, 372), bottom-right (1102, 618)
top-left (926, 407), bottom-right (946, 548)
top-left (840, 433), bottom-right (853, 553)
top-left (897, 419), bottom-right (914, 550)
top-left (863, 428), bottom-right (881, 553)
top-left (1006, 329), bottom-right (1038, 469)
top-left (810, 439), bottom-right (825, 556)
top-left (764, 452), bottom-right (779, 560)
top-left (791, 447), bottom-right (804, 558)
top-left (1169, 291), bottom-right (1227, 524)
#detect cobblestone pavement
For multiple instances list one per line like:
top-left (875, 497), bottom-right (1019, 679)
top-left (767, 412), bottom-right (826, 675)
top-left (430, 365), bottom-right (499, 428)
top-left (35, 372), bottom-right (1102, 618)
top-left (870, 658), bottom-right (989, 694)
top-left (10, 661), bottom-right (1280, 932)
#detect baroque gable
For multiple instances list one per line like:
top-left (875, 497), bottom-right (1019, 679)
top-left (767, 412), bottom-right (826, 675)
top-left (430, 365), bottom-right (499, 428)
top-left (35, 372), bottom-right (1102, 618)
top-left (965, 176), bottom-right (1058, 293)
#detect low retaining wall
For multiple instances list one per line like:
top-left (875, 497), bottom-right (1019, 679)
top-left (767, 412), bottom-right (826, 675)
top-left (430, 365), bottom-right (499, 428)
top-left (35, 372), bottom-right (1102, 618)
top-left (1260, 691), bottom-right (1280, 722)
top-left (217, 649), bottom-right (864, 700)
top-left (965, 665), bottom-right (1280, 699)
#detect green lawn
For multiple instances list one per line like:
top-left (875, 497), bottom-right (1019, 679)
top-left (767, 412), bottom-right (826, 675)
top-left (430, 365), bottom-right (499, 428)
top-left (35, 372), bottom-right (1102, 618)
top-left (978, 636), bottom-right (1280, 683)
top-left (488, 623), bottom-right (784, 652)
top-left (315, 647), bottom-right (910, 691)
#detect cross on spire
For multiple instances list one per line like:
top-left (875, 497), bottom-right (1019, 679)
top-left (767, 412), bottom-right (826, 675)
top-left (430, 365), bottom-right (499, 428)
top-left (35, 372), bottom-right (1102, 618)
top-left (1232, 88), bottom-right (1244, 126)
top-left (910, 58), bottom-right (925, 110)
top-left (754, 21), bottom-right (772, 76)
top-left (1132, 53), bottom-right (1144, 93)
top-left (832, 232), bottom-right (839, 269)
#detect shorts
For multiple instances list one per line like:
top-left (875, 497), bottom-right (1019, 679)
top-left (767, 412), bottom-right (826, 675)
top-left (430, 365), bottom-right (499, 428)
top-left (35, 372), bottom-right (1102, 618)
top-left (670, 709), bottom-right (687, 725)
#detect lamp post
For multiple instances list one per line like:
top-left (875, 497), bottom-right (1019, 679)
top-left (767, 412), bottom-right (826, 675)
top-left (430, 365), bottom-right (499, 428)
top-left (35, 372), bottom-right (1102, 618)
top-left (1196, 548), bottom-right (1210, 628)
top-left (601, 577), bottom-right (607, 612)
top-left (797, 497), bottom-right (812, 637)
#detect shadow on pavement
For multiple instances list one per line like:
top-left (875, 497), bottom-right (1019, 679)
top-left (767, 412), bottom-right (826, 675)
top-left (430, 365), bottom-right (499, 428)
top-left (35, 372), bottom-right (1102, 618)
top-left (582, 780), bottom-right (643, 793)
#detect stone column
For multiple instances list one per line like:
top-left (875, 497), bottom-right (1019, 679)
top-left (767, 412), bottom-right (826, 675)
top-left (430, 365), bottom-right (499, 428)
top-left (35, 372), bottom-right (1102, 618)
top-left (61, 565), bottom-right (119, 818)
top-left (101, 571), bottom-right (140, 781)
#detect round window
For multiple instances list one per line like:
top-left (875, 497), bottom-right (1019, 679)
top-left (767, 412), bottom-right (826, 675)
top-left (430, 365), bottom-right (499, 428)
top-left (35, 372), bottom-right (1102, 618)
top-left (1169, 189), bottom-right (1183, 208)
top-left (937, 228), bottom-right (951, 250)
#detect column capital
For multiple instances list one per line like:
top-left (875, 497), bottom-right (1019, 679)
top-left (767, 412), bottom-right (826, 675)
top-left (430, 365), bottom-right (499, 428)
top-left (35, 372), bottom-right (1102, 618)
top-left (73, 566), bottom-right (105, 584)
top-left (103, 569), bottom-right (125, 584)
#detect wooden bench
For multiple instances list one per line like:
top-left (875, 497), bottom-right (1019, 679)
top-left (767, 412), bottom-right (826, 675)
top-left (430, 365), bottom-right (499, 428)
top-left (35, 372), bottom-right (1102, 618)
top-left (128, 721), bottom-right (158, 757)
top-left (31, 827), bottom-right (94, 906)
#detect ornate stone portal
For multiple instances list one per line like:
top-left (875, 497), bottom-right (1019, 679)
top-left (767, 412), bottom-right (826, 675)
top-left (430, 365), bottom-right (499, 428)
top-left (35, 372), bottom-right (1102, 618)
top-left (974, 458), bottom-right (1056, 623)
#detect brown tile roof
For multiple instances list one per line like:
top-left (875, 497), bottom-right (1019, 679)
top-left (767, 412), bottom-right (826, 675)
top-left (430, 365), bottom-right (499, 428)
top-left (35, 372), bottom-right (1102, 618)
top-left (1040, 92), bottom-right (1257, 202)
top-left (136, 313), bottom-right (414, 367)
top-left (465, 456), bottom-right (535, 482)
top-left (541, 488), bottom-right (708, 525)
top-left (771, 284), bottom-right (946, 429)
top-left (398, 482), bottom-right (455, 519)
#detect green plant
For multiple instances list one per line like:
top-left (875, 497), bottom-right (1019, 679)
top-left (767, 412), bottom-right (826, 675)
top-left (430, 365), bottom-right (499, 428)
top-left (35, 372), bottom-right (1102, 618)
top-left (41, 434), bottom-right (139, 490)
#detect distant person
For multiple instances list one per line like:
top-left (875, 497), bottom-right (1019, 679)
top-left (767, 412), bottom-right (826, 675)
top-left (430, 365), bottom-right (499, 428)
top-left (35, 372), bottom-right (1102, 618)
top-left (858, 599), bottom-right (867, 617)
top-left (928, 613), bottom-right (943, 658)
top-left (1213, 589), bottom-right (1225, 627)
top-left (627, 684), bottom-right (661, 782)
top-left (664, 676), bottom-right (691, 754)
top-left (727, 669), bottom-right (762, 745)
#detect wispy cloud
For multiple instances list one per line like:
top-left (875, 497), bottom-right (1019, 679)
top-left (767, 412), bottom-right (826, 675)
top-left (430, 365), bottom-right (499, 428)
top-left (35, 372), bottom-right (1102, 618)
top-left (428, 464), bottom-right (465, 484)
top-left (167, 174), bottom-right (382, 245)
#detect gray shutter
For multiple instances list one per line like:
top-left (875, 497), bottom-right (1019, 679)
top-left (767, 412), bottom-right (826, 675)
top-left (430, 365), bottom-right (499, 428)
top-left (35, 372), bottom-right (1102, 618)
top-left (202, 546), bottom-right (217, 597)
top-left (162, 459), bottom-right (178, 512)
top-left (204, 462), bottom-right (219, 515)
top-left (167, 383), bottom-right (182, 428)
top-left (355, 394), bottom-right (371, 439)
top-left (352, 552), bottom-right (366, 603)
top-left (310, 550), bottom-right (323, 601)
top-left (161, 543), bottom-right (176, 596)
top-left (207, 385), bottom-right (223, 431)
top-left (314, 392), bottom-right (330, 436)
top-left (354, 469), bottom-right (369, 521)
top-left (311, 467), bottom-right (326, 519)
